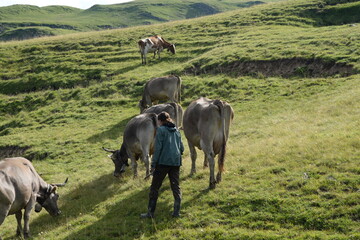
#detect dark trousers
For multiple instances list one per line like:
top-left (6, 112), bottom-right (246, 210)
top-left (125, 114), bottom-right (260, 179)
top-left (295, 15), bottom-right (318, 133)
top-left (148, 165), bottom-right (181, 213)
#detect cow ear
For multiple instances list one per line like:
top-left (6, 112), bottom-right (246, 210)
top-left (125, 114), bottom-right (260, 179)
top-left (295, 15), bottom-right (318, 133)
top-left (51, 186), bottom-right (58, 193)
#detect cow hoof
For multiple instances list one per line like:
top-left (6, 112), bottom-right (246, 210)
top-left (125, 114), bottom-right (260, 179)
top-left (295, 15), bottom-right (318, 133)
top-left (209, 182), bottom-right (216, 189)
top-left (216, 173), bottom-right (222, 183)
top-left (24, 232), bottom-right (30, 239)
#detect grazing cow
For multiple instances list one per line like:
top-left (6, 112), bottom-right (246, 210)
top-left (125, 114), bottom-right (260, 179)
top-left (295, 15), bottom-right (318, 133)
top-left (139, 75), bottom-right (181, 113)
top-left (183, 97), bottom-right (234, 189)
top-left (138, 35), bottom-right (176, 64)
top-left (143, 102), bottom-right (183, 129)
top-left (0, 157), bottom-right (67, 239)
top-left (103, 113), bottom-right (157, 178)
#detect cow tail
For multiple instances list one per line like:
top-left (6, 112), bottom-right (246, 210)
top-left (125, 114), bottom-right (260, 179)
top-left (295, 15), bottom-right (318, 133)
top-left (176, 75), bottom-right (181, 103)
top-left (214, 100), bottom-right (226, 173)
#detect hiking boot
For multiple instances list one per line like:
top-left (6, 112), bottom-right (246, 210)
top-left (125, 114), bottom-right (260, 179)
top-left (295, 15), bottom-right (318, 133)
top-left (172, 199), bottom-right (181, 218)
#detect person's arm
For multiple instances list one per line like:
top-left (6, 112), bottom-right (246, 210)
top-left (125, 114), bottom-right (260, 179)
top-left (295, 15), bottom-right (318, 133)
top-left (177, 131), bottom-right (184, 155)
top-left (151, 127), bottom-right (164, 168)
top-left (180, 137), bottom-right (184, 155)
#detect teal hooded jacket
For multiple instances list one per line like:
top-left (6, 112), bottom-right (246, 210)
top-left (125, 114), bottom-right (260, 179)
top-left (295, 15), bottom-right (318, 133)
top-left (151, 122), bottom-right (184, 168)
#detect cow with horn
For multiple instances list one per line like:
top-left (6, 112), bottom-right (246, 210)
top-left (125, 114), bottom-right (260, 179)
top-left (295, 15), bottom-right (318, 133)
top-left (103, 113), bottom-right (158, 178)
top-left (0, 157), bottom-right (68, 239)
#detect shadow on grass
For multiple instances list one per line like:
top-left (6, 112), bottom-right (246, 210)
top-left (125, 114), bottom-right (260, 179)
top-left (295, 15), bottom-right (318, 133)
top-left (87, 116), bottom-right (134, 143)
top-left (26, 169), bottom-right (211, 239)
top-left (63, 175), bottom-right (197, 239)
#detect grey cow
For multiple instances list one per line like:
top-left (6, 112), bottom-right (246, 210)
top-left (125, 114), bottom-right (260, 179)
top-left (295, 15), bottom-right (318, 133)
top-left (103, 113), bottom-right (158, 178)
top-left (0, 157), bottom-right (67, 239)
top-left (139, 75), bottom-right (181, 113)
top-left (143, 102), bottom-right (183, 129)
top-left (183, 97), bottom-right (234, 189)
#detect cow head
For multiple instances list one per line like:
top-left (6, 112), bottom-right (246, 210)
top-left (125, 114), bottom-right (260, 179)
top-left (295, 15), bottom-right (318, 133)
top-left (35, 178), bottom-right (67, 216)
top-left (168, 44), bottom-right (176, 54)
top-left (103, 146), bottom-right (129, 177)
top-left (35, 186), bottom-right (60, 216)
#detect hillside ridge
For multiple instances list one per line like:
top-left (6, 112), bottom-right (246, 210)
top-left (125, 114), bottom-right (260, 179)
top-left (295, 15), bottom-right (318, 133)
top-left (0, 0), bottom-right (269, 41)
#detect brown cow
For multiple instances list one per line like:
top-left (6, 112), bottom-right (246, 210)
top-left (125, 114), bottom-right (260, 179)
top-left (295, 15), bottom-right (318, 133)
top-left (139, 75), bottom-right (181, 113)
top-left (103, 113), bottom-right (158, 178)
top-left (183, 97), bottom-right (234, 189)
top-left (138, 35), bottom-right (176, 64)
top-left (143, 102), bottom-right (183, 129)
top-left (0, 157), bottom-right (67, 239)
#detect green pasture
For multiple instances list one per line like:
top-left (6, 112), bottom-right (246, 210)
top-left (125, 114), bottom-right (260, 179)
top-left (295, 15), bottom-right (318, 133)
top-left (0, 0), bottom-right (359, 239)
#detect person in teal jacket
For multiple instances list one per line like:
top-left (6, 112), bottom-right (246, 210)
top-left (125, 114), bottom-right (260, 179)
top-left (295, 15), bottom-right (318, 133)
top-left (141, 111), bottom-right (184, 218)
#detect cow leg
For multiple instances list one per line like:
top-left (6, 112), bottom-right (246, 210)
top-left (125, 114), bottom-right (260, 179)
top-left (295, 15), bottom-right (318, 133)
top-left (142, 152), bottom-right (150, 178)
top-left (201, 140), bottom-right (216, 189)
top-left (206, 151), bottom-right (216, 189)
top-left (203, 154), bottom-right (209, 169)
top-left (0, 206), bottom-right (10, 239)
top-left (216, 151), bottom-right (224, 183)
top-left (188, 142), bottom-right (197, 176)
top-left (0, 206), bottom-right (9, 226)
top-left (15, 211), bottom-right (23, 236)
top-left (130, 157), bottom-right (138, 178)
top-left (23, 196), bottom-right (36, 239)
top-left (142, 53), bottom-right (147, 65)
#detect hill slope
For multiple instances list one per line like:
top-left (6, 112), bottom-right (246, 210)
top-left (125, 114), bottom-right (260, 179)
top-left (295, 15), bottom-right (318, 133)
top-left (0, 0), bottom-right (359, 239)
top-left (0, 0), bottom-right (277, 41)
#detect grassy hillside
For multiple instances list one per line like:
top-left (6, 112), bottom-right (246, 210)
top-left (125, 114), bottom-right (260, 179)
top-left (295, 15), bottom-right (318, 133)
top-left (0, 0), bottom-right (284, 41)
top-left (0, 0), bottom-right (359, 239)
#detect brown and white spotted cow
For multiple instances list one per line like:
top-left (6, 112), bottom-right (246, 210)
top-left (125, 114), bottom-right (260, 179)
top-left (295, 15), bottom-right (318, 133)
top-left (138, 35), bottom-right (176, 64)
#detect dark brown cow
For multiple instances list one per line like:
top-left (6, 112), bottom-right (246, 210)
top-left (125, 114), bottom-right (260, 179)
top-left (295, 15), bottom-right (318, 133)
top-left (138, 35), bottom-right (176, 64)
top-left (0, 157), bottom-right (67, 239)
top-left (183, 97), bottom-right (234, 189)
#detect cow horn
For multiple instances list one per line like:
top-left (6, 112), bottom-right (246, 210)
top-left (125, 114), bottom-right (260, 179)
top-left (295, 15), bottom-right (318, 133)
top-left (102, 147), bottom-right (116, 153)
top-left (53, 177), bottom-right (68, 187)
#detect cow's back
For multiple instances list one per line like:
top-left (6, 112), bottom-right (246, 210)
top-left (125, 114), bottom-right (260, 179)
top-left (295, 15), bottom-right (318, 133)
top-left (143, 103), bottom-right (183, 128)
top-left (184, 98), bottom-right (231, 153)
top-left (146, 76), bottom-right (179, 100)
top-left (123, 113), bottom-right (157, 155)
top-left (184, 98), bottom-right (217, 147)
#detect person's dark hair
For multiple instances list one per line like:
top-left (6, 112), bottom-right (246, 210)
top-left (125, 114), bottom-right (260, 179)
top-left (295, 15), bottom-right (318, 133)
top-left (158, 111), bottom-right (173, 123)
